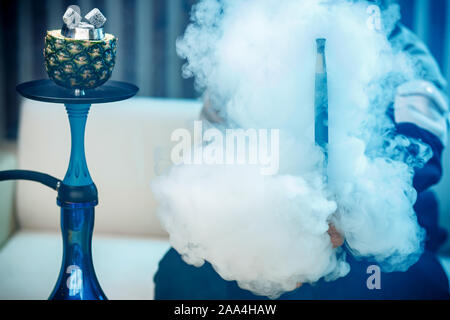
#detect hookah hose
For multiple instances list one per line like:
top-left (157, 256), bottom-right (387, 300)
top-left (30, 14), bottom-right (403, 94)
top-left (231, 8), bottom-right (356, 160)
top-left (0, 170), bottom-right (61, 191)
top-left (0, 170), bottom-right (97, 203)
top-left (315, 38), bottom-right (329, 174)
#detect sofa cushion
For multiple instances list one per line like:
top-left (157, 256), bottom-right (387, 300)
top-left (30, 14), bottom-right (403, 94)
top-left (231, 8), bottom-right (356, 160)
top-left (0, 230), bottom-right (170, 300)
top-left (0, 147), bottom-right (16, 247)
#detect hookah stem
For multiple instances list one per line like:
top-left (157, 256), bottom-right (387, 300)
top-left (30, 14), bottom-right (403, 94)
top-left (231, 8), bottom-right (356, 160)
top-left (315, 40), bottom-right (340, 238)
top-left (315, 38), bottom-right (329, 180)
top-left (49, 103), bottom-right (106, 300)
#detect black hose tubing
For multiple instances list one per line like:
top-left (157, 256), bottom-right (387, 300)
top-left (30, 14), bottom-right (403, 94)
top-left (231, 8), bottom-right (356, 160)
top-left (0, 170), bottom-right (61, 191)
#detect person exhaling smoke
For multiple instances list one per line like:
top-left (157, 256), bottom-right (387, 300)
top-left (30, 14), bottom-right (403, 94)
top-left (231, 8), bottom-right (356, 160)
top-left (153, 0), bottom-right (450, 300)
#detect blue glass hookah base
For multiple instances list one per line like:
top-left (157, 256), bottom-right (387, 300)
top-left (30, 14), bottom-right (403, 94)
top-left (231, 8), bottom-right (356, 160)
top-left (15, 79), bottom-right (138, 300)
top-left (49, 202), bottom-right (107, 300)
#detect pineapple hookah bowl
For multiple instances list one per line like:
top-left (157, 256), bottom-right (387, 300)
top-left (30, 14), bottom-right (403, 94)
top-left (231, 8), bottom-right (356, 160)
top-left (0, 6), bottom-right (138, 300)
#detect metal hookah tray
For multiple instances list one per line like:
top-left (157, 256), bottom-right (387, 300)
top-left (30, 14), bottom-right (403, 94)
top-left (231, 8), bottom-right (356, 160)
top-left (17, 79), bottom-right (139, 105)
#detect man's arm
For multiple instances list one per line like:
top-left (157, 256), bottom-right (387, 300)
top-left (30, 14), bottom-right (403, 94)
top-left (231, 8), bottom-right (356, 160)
top-left (390, 25), bottom-right (449, 191)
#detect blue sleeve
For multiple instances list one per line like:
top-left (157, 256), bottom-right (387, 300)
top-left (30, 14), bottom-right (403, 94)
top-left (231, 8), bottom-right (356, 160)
top-left (395, 123), bottom-right (447, 252)
top-left (396, 123), bottom-right (444, 193)
top-left (389, 24), bottom-right (447, 90)
top-left (389, 24), bottom-right (448, 251)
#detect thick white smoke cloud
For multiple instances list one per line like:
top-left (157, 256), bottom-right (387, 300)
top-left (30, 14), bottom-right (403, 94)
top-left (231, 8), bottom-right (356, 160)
top-left (152, 0), bottom-right (430, 298)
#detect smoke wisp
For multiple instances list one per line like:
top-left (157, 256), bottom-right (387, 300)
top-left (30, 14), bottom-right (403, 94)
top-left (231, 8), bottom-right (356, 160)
top-left (152, 0), bottom-right (430, 298)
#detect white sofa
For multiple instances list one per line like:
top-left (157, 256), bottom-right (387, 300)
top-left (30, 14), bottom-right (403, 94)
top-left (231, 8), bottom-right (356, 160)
top-left (0, 96), bottom-right (202, 300)
top-left (0, 146), bottom-right (16, 248)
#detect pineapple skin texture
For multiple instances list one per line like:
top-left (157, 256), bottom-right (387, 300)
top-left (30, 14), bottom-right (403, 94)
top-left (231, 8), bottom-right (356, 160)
top-left (44, 30), bottom-right (117, 90)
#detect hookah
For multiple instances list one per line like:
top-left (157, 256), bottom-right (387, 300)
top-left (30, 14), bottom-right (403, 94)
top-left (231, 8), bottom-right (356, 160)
top-left (0, 5), bottom-right (138, 300)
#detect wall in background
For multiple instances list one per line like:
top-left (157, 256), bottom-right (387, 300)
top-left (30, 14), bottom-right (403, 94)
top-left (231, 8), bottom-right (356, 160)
top-left (0, 6), bottom-right (4, 140)
top-left (1, 0), bottom-right (450, 252)
top-left (0, 0), bottom-right (197, 140)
